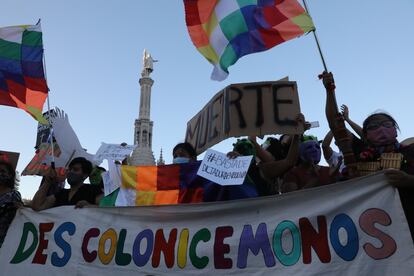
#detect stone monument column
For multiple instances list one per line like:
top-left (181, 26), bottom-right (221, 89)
top-left (130, 49), bottom-right (156, 165)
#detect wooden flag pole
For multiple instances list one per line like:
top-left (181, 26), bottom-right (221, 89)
top-left (301, 0), bottom-right (340, 117)
top-left (45, 94), bottom-right (55, 168)
top-left (302, 0), bottom-right (328, 72)
top-left (301, 1), bottom-right (358, 177)
top-left (301, 0), bottom-right (339, 114)
top-left (39, 19), bottom-right (55, 168)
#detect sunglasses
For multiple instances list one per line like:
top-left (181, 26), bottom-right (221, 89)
top-left (365, 120), bottom-right (394, 131)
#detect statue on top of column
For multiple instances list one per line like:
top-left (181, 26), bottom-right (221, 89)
top-left (142, 49), bottom-right (157, 77)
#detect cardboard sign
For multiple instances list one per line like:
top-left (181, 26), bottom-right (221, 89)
top-left (1, 173), bottom-right (414, 275)
top-left (21, 143), bottom-right (68, 178)
top-left (197, 149), bottom-right (252, 185)
top-left (94, 143), bottom-right (136, 163)
top-left (35, 109), bottom-right (56, 149)
top-left (185, 80), bottom-right (303, 154)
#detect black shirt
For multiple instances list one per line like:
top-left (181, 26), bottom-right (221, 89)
top-left (54, 184), bottom-right (102, 207)
top-left (399, 144), bottom-right (414, 239)
top-left (398, 188), bottom-right (414, 239)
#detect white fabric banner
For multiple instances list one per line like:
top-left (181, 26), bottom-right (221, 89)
top-left (1, 173), bottom-right (413, 275)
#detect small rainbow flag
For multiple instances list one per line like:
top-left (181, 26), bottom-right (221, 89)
top-left (121, 161), bottom-right (258, 206)
top-left (184, 0), bottom-right (315, 80)
top-left (0, 23), bottom-right (48, 124)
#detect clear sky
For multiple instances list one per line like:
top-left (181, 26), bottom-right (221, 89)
top-left (1, 0), bottom-right (413, 199)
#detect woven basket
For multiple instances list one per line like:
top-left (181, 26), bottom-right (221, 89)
top-left (380, 153), bottom-right (403, 170)
top-left (357, 161), bottom-right (381, 176)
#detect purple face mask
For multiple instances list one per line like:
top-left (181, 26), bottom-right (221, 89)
top-left (366, 126), bottom-right (397, 146)
top-left (300, 141), bottom-right (321, 164)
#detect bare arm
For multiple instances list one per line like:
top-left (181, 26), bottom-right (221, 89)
top-left (248, 136), bottom-right (275, 163)
top-left (322, 130), bottom-right (334, 161)
top-left (341, 104), bottom-right (363, 137)
top-left (321, 72), bottom-right (339, 131)
top-left (258, 113), bottom-right (304, 180)
top-left (31, 170), bottom-right (57, 211)
top-left (321, 72), bottom-right (357, 176)
top-left (257, 112), bottom-right (307, 180)
top-left (259, 135), bottom-right (300, 179)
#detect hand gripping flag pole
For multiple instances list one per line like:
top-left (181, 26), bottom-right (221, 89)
top-left (301, 2), bottom-right (358, 176)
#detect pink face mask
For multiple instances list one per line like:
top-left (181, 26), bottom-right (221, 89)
top-left (366, 126), bottom-right (397, 146)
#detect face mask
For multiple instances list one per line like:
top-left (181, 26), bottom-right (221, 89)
top-left (173, 157), bottom-right (190, 164)
top-left (366, 126), bottom-right (397, 146)
top-left (66, 172), bottom-right (85, 185)
top-left (300, 141), bottom-right (321, 164)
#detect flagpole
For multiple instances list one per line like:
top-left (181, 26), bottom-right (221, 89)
top-left (45, 93), bottom-right (55, 168)
top-left (302, 0), bottom-right (328, 72)
top-left (301, 0), bottom-right (338, 110)
top-left (301, 2), bottom-right (358, 176)
top-left (39, 19), bottom-right (55, 168)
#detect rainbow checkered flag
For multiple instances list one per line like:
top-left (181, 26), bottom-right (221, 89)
top-left (184, 0), bottom-right (315, 81)
top-left (121, 162), bottom-right (258, 206)
top-left (0, 22), bottom-right (48, 124)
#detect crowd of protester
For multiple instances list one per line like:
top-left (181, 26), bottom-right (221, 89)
top-left (1, 72), bottom-right (413, 248)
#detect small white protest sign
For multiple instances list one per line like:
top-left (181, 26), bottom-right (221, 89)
top-left (94, 143), bottom-right (135, 163)
top-left (197, 149), bottom-right (252, 185)
top-left (102, 161), bottom-right (122, 196)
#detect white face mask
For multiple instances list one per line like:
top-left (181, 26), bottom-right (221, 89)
top-left (173, 157), bottom-right (190, 164)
